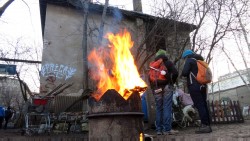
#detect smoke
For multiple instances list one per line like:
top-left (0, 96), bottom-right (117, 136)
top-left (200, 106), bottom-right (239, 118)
top-left (112, 8), bottom-right (123, 25)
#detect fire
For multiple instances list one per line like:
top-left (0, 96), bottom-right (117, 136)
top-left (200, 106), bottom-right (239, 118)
top-left (140, 133), bottom-right (143, 141)
top-left (88, 29), bottom-right (147, 100)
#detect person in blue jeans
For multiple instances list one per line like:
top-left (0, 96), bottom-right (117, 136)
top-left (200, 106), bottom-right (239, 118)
top-left (149, 49), bottom-right (178, 135)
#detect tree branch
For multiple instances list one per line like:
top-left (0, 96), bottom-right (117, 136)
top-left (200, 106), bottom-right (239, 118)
top-left (0, 0), bottom-right (14, 17)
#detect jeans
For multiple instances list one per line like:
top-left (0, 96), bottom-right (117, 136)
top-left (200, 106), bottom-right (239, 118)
top-left (153, 85), bottom-right (173, 132)
top-left (4, 117), bottom-right (10, 129)
top-left (188, 84), bottom-right (210, 125)
top-left (0, 117), bottom-right (3, 129)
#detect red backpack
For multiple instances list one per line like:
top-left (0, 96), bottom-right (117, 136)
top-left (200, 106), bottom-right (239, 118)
top-left (148, 59), bottom-right (167, 83)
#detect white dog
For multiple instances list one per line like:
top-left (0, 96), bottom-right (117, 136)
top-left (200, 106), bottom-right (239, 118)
top-left (243, 105), bottom-right (249, 116)
top-left (182, 105), bottom-right (196, 122)
top-left (173, 89), bottom-right (197, 125)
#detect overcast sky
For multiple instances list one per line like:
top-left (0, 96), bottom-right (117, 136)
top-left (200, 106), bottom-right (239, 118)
top-left (0, 0), bottom-right (42, 92)
top-left (0, 0), bottom-right (42, 46)
top-left (0, 0), bottom-right (249, 92)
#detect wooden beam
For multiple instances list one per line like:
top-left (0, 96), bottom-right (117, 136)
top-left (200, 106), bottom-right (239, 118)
top-left (0, 58), bottom-right (41, 64)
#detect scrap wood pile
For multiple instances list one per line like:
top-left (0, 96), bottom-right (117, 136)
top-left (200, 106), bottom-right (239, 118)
top-left (51, 89), bottom-right (93, 134)
top-left (23, 83), bottom-right (73, 114)
top-left (52, 111), bottom-right (89, 133)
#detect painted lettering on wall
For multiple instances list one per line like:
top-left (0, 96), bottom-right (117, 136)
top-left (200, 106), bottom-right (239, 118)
top-left (41, 63), bottom-right (77, 80)
top-left (40, 73), bottom-right (56, 94)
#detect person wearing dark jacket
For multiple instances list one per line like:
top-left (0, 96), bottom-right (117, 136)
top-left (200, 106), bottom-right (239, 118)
top-left (149, 49), bottom-right (179, 135)
top-left (4, 106), bottom-right (13, 129)
top-left (181, 49), bottom-right (212, 134)
top-left (0, 106), bottom-right (5, 129)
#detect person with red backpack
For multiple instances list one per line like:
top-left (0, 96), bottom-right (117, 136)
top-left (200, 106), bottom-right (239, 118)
top-left (148, 49), bottom-right (178, 135)
top-left (181, 49), bottom-right (212, 134)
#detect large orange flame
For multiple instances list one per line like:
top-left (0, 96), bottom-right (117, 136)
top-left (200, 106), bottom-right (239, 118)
top-left (88, 29), bottom-right (147, 100)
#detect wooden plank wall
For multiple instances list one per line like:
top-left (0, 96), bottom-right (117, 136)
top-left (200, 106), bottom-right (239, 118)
top-left (209, 100), bottom-right (244, 124)
top-left (54, 96), bottom-right (83, 114)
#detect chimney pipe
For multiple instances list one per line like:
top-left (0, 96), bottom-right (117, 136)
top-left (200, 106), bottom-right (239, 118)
top-left (133, 0), bottom-right (142, 12)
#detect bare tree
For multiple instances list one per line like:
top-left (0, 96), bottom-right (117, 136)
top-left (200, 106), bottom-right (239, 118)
top-left (98, 0), bottom-right (109, 44)
top-left (232, 0), bottom-right (250, 52)
top-left (0, 34), bottom-right (42, 118)
top-left (221, 42), bottom-right (250, 91)
top-left (231, 0), bottom-right (250, 84)
top-left (0, 0), bottom-right (14, 17)
top-left (209, 0), bottom-right (250, 94)
top-left (232, 31), bottom-right (250, 82)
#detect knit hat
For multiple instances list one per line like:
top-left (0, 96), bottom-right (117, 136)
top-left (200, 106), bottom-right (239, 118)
top-left (182, 49), bottom-right (194, 58)
top-left (155, 49), bottom-right (167, 57)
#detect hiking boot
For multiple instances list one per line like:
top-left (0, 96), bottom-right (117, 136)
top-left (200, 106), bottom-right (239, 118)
top-left (156, 131), bottom-right (162, 135)
top-left (163, 129), bottom-right (179, 135)
top-left (195, 124), bottom-right (212, 134)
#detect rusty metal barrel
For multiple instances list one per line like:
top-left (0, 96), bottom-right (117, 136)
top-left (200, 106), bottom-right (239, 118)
top-left (88, 89), bottom-right (144, 141)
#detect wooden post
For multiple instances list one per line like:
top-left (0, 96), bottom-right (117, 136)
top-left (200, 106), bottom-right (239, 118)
top-left (211, 100), bottom-right (216, 124)
top-left (231, 100), bottom-right (236, 122)
top-left (237, 101), bottom-right (244, 123)
top-left (222, 100), bottom-right (229, 123)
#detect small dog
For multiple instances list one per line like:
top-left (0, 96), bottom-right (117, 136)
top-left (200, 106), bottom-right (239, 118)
top-left (243, 105), bottom-right (249, 116)
top-left (182, 105), bottom-right (196, 122)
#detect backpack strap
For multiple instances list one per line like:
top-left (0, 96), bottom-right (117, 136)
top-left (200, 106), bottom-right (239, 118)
top-left (190, 72), bottom-right (195, 84)
top-left (149, 59), bottom-right (167, 88)
top-left (154, 69), bottom-right (158, 88)
top-left (149, 65), bottom-right (160, 87)
top-left (189, 58), bottom-right (197, 85)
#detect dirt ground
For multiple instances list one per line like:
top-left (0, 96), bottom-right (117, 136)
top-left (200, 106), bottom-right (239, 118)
top-left (0, 128), bottom-right (89, 140)
top-left (144, 119), bottom-right (250, 140)
top-left (0, 120), bottom-right (250, 140)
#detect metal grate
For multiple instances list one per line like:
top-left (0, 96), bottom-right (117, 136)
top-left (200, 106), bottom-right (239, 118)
top-left (54, 96), bottom-right (83, 114)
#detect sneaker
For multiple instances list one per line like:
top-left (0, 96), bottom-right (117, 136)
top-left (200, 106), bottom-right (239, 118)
top-left (156, 131), bottom-right (162, 135)
top-left (195, 124), bottom-right (212, 134)
top-left (163, 129), bottom-right (179, 135)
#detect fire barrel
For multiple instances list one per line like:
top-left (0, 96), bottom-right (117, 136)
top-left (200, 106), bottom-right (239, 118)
top-left (88, 89), bottom-right (144, 141)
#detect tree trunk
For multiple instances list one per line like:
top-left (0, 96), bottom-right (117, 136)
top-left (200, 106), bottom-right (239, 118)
top-left (81, 0), bottom-right (90, 89)
top-left (98, 0), bottom-right (109, 44)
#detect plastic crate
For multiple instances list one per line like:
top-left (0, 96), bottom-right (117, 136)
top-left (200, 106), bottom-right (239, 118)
top-left (33, 98), bottom-right (48, 106)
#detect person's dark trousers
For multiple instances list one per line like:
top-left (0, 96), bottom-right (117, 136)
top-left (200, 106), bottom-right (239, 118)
top-left (188, 84), bottom-right (210, 125)
top-left (0, 117), bottom-right (4, 129)
top-left (4, 118), bottom-right (10, 129)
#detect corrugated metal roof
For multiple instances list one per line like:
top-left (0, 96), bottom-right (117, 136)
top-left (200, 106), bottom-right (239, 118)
top-left (39, 0), bottom-right (197, 35)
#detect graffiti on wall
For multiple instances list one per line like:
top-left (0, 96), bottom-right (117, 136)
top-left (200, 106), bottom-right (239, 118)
top-left (41, 63), bottom-right (77, 80)
top-left (40, 73), bottom-right (57, 94)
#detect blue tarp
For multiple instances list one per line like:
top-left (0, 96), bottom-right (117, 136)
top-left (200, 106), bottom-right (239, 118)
top-left (0, 64), bottom-right (16, 75)
top-left (141, 92), bottom-right (148, 122)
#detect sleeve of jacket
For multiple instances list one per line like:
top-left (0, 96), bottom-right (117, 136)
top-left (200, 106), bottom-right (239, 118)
top-left (165, 60), bottom-right (178, 84)
top-left (181, 59), bottom-right (192, 77)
